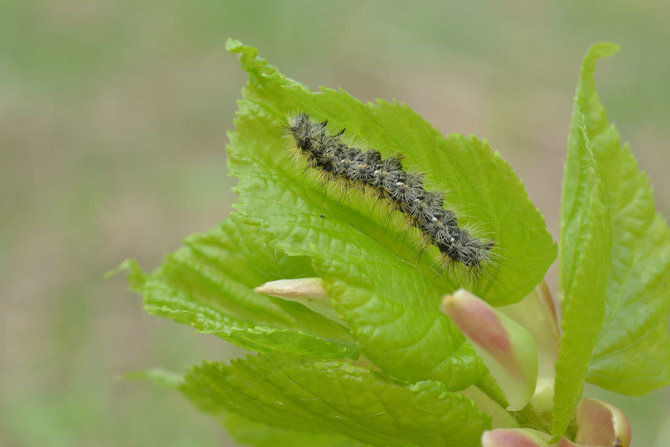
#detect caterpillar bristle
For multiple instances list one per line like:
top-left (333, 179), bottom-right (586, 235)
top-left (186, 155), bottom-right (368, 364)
top-left (287, 113), bottom-right (494, 274)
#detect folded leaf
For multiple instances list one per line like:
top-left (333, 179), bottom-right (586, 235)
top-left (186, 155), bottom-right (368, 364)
top-left (441, 289), bottom-right (538, 411)
top-left (181, 354), bottom-right (491, 447)
top-left (574, 398), bottom-right (631, 447)
top-left (573, 43), bottom-right (670, 395)
top-left (554, 45), bottom-right (614, 437)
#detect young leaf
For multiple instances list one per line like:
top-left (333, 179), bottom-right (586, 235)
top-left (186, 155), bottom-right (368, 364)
top-left (554, 46), bottom-right (614, 436)
top-left (573, 43), bottom-right (670, 395)
top-left (226, 39), bottom-right (555, 390)
top-left (181, 354), bottom-right (491, 447)
top-left (124, 215), bottom-right (358, 359)
top-left (441, 289), bottom-right (539, 411)
top-left (132, 367), bottom-right (372, 446)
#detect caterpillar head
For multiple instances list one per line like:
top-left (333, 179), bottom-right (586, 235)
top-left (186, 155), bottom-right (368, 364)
top-left (442, 228), bottom-right (494, 269)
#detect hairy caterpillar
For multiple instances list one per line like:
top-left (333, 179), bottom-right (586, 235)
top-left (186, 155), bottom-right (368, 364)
top-left (287, 113), bottom-right (494, 271)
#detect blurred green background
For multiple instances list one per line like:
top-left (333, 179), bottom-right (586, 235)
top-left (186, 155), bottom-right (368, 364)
top-left (1, 1), bottom-right (669, 445)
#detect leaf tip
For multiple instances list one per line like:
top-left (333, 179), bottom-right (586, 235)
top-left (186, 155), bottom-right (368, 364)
top-left (255, 277), bottom-right (345, 325)
top-left (255, 277), bottom-right (327, 300)
top-left (106, 259), bottom-right (145, 292)
top-left (225, 38), bottom-right (244, 53)
top-left (586, 42), bottom-right (621, 60)
top-left (581, 42), bottom-right (620, 79)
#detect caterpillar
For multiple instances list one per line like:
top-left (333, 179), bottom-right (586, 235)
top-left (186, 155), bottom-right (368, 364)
top-left (287, 113), bottom-right (494, 271)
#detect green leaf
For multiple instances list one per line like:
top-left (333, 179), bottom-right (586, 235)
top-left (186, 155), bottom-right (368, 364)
top-left (115, 367), bottom-right (369, 447)
top-left (224, 412), bottom-right (370, 447)
top-left (226, 39), bottom-right (555, 390)
top-left (572, 43), bottom-right (670, 395)
top-left (181, 354), bottom-right (491, 447)
top-left (125, 215), bottom-right (359, 359)
top-left (554, 46), bottom-right (615, 438)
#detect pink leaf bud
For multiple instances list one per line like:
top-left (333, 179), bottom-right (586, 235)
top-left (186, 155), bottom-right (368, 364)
top-left (442, 289), bottom-right (538, 410)
top-left (574, 398), bottom-right (631, 447)
top-left (482, 428), bottom-right (551, 447)
top-left (255, 277), bottom-right (344, 325)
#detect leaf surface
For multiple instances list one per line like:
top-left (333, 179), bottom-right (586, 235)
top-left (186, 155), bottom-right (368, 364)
top-left (124, 215), bottom-right (358, 359)
top-left (224, 413), bottom-right (371, 447)
top-left (226, 39), bottom-right (556, 389)
top-left (554, 45), bottom-right (615, 438)
top-left (181, 354), bottom-right (491, 447)
top-left (572, 43), bottom-right (670, 395)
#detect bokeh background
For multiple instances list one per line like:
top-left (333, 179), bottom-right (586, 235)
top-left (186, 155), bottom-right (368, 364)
top-left (1, 1), bottom-right (669, 445)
